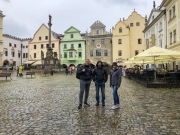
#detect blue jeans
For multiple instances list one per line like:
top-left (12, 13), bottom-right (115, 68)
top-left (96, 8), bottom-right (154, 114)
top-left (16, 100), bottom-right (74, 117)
top-left (112, 85), bottom-right (119, 105)
top-left (95, 82), bottom-right (105, 104)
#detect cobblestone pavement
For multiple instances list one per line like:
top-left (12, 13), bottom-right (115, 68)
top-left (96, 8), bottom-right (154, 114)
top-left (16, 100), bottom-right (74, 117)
top-left (0, 72), bottom-right (180, 135)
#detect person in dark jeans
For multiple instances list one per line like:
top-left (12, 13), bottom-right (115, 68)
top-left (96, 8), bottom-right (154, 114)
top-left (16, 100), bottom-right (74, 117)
top-left (110, 62), bottom-right (122, 110)
top-left (16, 66), bottom-right (19, 76)
top-left (77, 59), bottom-right (92, 109)
top-left (92, 61), bottom-right (108, 106)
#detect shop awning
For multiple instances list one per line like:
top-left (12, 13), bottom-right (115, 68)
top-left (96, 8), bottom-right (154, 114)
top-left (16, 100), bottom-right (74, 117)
top-left (31, 60), bottom-right (42, 66)
top-left (22, 61), bottom-right (35, 64)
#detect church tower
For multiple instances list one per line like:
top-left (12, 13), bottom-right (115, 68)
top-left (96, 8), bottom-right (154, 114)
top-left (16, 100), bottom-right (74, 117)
top-left (0, 11), bottom-right (5, 66)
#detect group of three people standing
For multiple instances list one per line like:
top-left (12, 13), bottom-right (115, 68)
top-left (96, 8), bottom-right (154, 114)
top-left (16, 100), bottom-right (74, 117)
top-left (77, 59), bottom-right (122, 110)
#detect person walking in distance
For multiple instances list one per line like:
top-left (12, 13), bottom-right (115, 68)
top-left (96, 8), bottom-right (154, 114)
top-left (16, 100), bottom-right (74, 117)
top-left (110, 62), bottom-right (122, 109)
top-left (92, 61), bottom-right (108, 106)
top-left (77, 59), bottom-right (92, 109)
top-left (16, 66), bottom-right (19, 76)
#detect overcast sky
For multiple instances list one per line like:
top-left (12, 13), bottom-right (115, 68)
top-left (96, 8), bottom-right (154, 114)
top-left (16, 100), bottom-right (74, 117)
top-left (0, 0), bottom-right (162, 38)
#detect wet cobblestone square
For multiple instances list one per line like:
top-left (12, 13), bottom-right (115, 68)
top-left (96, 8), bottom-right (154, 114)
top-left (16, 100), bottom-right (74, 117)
top-left (0, 72), bottom-right (180, 135)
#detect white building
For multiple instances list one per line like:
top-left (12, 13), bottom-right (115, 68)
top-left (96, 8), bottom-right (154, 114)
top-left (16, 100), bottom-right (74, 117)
top-left (143, 2), bottom-right (167, 68)
top-left (2, 34), bottom-right (31, 68)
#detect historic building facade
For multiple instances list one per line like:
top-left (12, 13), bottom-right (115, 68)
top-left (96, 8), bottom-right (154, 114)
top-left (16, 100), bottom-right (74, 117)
top-left (2, 34), bottom-right (31, 67)
top-left (112, 11), bottom-right (145, 65)
top-left (144, 2), bottom-right (166, 50)
top-left (0, 11), bottom-right (5, 66)
top-left (28, 24), bottom-right (60, 65)
top-left (60, 26), bottom-right (86, 67)
top-left (143, 2), bottom-right (167, 68)
top-left (85, 21), bottom-right (112, 65)
top-left (161, 0), bottom-right (180, 69)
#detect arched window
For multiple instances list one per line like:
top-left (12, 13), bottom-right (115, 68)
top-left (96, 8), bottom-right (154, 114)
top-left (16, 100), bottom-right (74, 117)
top-left (119, 28), bottom-right (122, 33)
top-left (96, 30), bottom-right (100, 34)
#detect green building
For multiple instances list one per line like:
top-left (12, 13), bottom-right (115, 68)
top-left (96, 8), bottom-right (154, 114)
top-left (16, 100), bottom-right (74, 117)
top-left (60, 26), bottom-right (86, 68)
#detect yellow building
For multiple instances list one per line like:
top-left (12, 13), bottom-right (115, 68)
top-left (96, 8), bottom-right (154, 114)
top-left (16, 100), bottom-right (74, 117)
top-left (0, 11), bottom-right (5, 66)
top-left (162, 0), bottom-right (180, 69)
top-left (112, 11), bottom-right (145, 66)
top-left (28, 24), bottom-right (60, 65)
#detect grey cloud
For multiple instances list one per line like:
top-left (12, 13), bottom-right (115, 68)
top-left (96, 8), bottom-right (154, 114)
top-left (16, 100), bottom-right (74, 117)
top-left (3, 17), bottom-right (31, 38)
top-left (95, 0), bottom-right (147, 7)
top-left (1, 0), bottom-right (11, 2)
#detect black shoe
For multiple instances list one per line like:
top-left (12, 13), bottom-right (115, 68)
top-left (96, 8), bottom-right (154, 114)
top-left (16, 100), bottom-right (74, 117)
top-left (84, 102), bottom-right (90, 107)
top-left (102, 103), bottom-right (105, 106)
top-left (95, 103), bottom-right (99, 106)
top-left (78, 104), bottom-right (82, 109)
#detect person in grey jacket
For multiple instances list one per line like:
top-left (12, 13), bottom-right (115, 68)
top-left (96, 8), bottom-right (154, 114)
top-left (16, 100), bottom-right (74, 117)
top-left (110, 62), bottom-right (122, 109)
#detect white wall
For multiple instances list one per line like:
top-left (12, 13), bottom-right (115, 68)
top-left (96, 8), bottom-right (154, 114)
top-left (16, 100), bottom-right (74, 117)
top-left (2, 36), bottom-right (30, 67)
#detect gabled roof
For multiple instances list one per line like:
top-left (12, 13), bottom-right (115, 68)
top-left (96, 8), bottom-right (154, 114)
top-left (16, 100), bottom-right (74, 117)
top-left (64, 26), bottom-right (80, 33)
top-left (90, 20), bottom-right (106, 29)
top-left (30, 24), bottom-right (60, 42)
top-left (146, 9), bottom-right (162, 25)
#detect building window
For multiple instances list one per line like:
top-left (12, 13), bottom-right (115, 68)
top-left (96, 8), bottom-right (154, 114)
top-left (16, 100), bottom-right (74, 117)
top-left (91, 40), bottom-right (95, 45)
top-left (159, 22), bottom-right (162, 31)
top-left (152, 16), bottom-right (154, 20)
top-left (5, 51), bottom-right (8, 56)
top-left (130, 23), bottom-right (133, 27)
top-left (23, 53), bottom-right (25, 58)
top-left (135, 50), bottom-right (139, 56)
top-left (138, 39), bottom-right (142, 44)
top-left (41, 44), bottom-right (44, 49)
top-left (174, 30), bottom-right (176, 43)
top-left (159, 39), bottom-right (162, 48)
top-left (45, 36), bottom-right (48, 40)
top-left (104, 50), bottom-right (108, 56)
top-left (64, 44), bottom-right (67, 49)
top-left (78, 52), bottom-right (82, 57)
top-left (119, 28), bottom-right (122, 33)
top-left (71, 44), bottom-right (74, 49)
top-left (34, 45), bottom-right (36, 49)
top-left (64, 52), bottom-right (67, 58)
top-left (101, 39), bottom-right (105, 44)
top-left (71, 34), bottom-right (73, 38)
top-left (26, 45), bottom-right (28, 48)
top-left (170, 32), bottom-right (172, 44)
top-left (173, 6), bottom-right (175, 17)
top-left (34, 53), bottom-right (36, 58)
top-left (69, 52), bottom-right (73, 57)
top-left (96, 30), bottom-right (100, 35)
top-left (96, 49), bottom-right (101, 56)
top-left (90, 50), bottom-right (93, 57)
top-left (18, 53), bottom-right (20, 58)
top-left (78, 44), bottom-right (81, 48)
top-left (118, 39), bottom-right (122, 44)
top-left (9, 43), bottom-right (12, 47)
top-left (26, 53), bottom-right (28, 58)
top-left (12, 51), bottom-right (15, 57)
top-left (52, 43), bottom-right (55, 48)
top-left (14, 44), bottom-right (16, 48)
top-left (39, 37), bottom-right (41, 40)
top-left (169, 10), bottom-right (172, 20)
top-left (118, 50), bottom-right (122, 56)
top-left (46, 44), bottom-right (49, 48)
top-left (136, 22), bottom-right (140, 26)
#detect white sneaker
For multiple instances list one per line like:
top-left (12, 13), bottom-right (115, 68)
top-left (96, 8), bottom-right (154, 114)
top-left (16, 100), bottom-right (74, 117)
top-left (111, 105), bottom-right (117, 110)
top-left (116, 104), bottom-right (120, 108)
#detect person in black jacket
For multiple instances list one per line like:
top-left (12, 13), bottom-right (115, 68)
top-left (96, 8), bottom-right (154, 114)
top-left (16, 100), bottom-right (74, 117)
top-left (92, 61), bottom-right (108, 106)
top-left (77, 59), bottom-right (92, 109)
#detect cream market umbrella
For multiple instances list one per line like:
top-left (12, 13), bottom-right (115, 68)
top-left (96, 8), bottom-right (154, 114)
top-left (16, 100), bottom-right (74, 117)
top-left (134, 46), bottom-right (180, 62)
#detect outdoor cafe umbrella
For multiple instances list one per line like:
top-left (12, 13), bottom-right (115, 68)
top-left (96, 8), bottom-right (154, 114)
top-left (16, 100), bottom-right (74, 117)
top-left (134, 46), bottom-right (180, 62)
